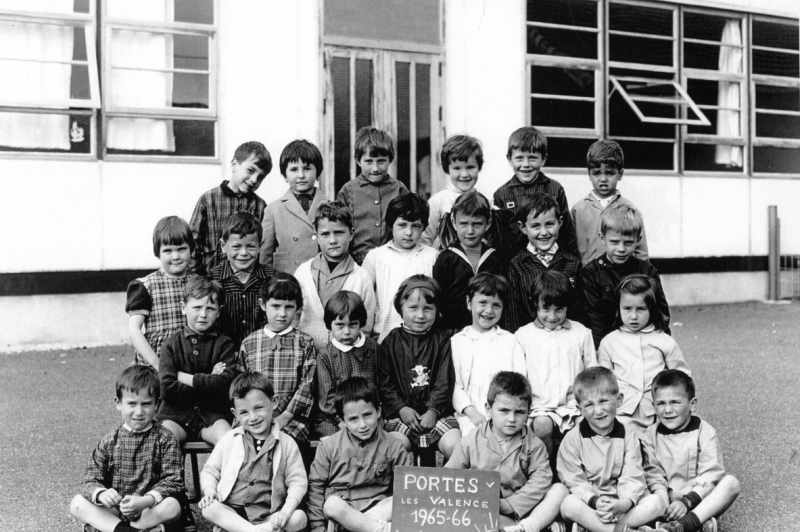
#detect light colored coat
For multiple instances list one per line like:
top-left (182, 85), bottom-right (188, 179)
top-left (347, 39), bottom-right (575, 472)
top-left (571, 191), bottom-right (649, 266)
top-left (260, 188), bottom-right (328, 273)
top-left (421, 183), bottom-right (464, 249)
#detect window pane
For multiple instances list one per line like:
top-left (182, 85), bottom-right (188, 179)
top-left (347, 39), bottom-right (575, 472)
top-left (3, 0), bottom-right (83, 14)
top-left (756, 113), bottom-right (800, 139)
top-left (616, 140), bottom-right (674, 170)
top-left (174, 34), bottom-right (209, 70)
top-left (545, 137), bottom-right (596, 168)
top-left (610, 35), bottom-right (673, 66)
top-left (415, 63), bottom-right (432, 199)
top-left (609, 84), bottom-right (677, 139)
top-left (174, 0), bottom-right (214, 25)
top-left (754, 146), bottom-right (800, 173)
top-left (527, 0), bottom-right (597, 28)
top-left (395, 61), bottom-right (411, 189)
top-left (533, 98), bottom-right (595, 129)
top-left (756, 85), bottom-right (800, 112)
top-left (527, 27), bottom-right (598, 59)
top-left (331, 56), bottom-right (351, 192)
top-left (609, 3), bottom-right (672, 37)
top-left (686, 79), bottom-right (741, 137)
top-left (753, 19), bottom-right (799, 51)
top-left (532, 66), bottom-right (594, 98)
top-left (752, 49), bottom-right (800, 78)
top-left (107, 0), bottom-right (173, 22)
top-left (685, 143), bottom-right (743, 172)
top-left (324, 0), bottom-right (440, 45)
top-left (107, 118), bottom-right (214, 156)
top-left (0, 111), bottom-right (90, 152)
top-left (684, 12), bottom-right (731, 41)
top-left (355, 59), bottom-right (373, 131)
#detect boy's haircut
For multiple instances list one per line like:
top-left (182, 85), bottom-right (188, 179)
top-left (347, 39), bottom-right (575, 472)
top-left (279, 139), bottom-right (324, 177)
top-left (183, 276), bottom-right (224, 304)
top-left (529, 270), bottom-right (574, 312)
top-left (323, 290), bottom-right (367, 329)
top-left (573, 367), bottom-right (619, 403)
top-left (116, 365), bottom-right (160, 401)
top-left (652, 369), bottom-right (696, 400)
top-left (506, 126), bottom-right (548, 159)
top-left (393, 274), bottom-right (441, 316)
top-left (438, 190), bottom-right (500, 250)
top-left (487, 371), bottom-right (533, 408)
top-left (515, 192), bottom-right (561, 224)
top-left (259, 271), bottom-right (304, 308)
top-left (600, 203), bottom-right (643, 237)
top-left (587, 139), bottom-right (624, 170)
top-left (152, 216), bottom-right (194, 257)
top-left (233, 140), bottom-right (273, 175)
top-left (221, 211), bottom-right (263, 243)
top-left (614, 273), bottom-right (667, 331)
top-left (354, 126), bottom-right (395, 162)
top-left (333, 376), bottom-right (381, 419)
top-left (440, 134), bottom-right (484, 173)
top-left (314, 201), bottom-right (354, 230)
top-left (385, 192), bottom-right (429, 230)
top-left (230, 371), bottom-right (275, 402)
top-left (467, 272), bottom-right (509, 304)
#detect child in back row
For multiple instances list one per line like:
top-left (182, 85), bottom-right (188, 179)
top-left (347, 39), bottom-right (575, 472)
top-left (308, 377), bottom-right (412, 532)
top-left (582, 203), bottom-right (670, 348)
top-left (190, 141), bottom-right (272, 275)
top-left (422, 134), bottom-right (484, 249)
top-left (446, 371), bottom-right (569, 532)
top-left (210, 211), bottom-right (270, 351)
top-left (315, 292), bottom-right (380, 438)
top-left (296, 201), bottom-right (376, 348)
top-left (598, 275), bottom-right (690, 436)
top-left (126, 216), bottom-right (197, 367)
top-left (451, 273), bottom-right (526, 436)
top-left (433, 190), bottom-right (505, 331)
top-left (261, 139), bottom-right (328, 274)
top-left (505, 193), bottom-right (582, 333)
top-left (336, 127), bottom-right (409, 265)
top-left (572, 140), bottom-right (649, 266)
top-left (362, 192), bottom-right (438, 342)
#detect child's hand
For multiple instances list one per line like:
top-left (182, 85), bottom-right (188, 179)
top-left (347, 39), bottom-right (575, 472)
top-left (498, 499), bottom-right (515, 516)
top-left (198, 488), bottom-right (217, 509)
top-left (595, 509), bottom-right (617, 523)
top-left (420, 410), bottom-right (438, 430)
top-left (602, 498), bottom-right (631, 519)
top-left (97, 488), bottom-right (122, 508)
top-left (119, 494), bottom-right (152, 516)
top-left (399, 407), bottom-right (422, 432)
top-left (269, 510), bottom-right (289, 531)
top-left (466, 410), bottom-right (485, 428)
top-left (666, 500), bottom-right (688, 521)
top-left (274, 411), bottom-right (293, 430)
top-left (212, 362), bottom-right (226, 375)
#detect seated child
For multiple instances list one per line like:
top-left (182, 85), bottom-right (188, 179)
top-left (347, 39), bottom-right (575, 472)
top-left (422, 134), bottom-right (484, 248)
top-left (126, 216), bottom-right (197, 367)
top-left (236, 272), bottom-right (317, 446)
top-left (315, 291), bottom-right (380, 438)
top-left (261, 139), bottom-right (328, 274)
top-left (642, 370), bottom-right (740, 532)
top-left (493, 126), bottom-right (577, 262)
top-left (308, 377), bottom-right (412, 532)
top-left (336, 126), bottom-right (409, 264)
top-left (515, 271), bottom-right (596, 457)
top-left (378, 275), bottom-right (461, 458)
top-left (210, 211), bottom-right (271, 351)
top-left (572, 140), bottom-right (649, 266)
top-left (451, 273), bottom-right (526, 436)
top-left (558, 367), bottom-right (666, 532)
top-left (70, 366), bottom-right (182, 532)
top-left (190, 140), bottom-right (272, 275)
top-left (200, 371), bottom-right (307, 532)
top-left (581, 203), bottom-right (669, 348)
top-left (296, 201), bottom-right (376, 347)
top-left (433, 190), bottom-right (505, 331)
top-left (362, 192), bottom-right (438, 342)
top-left (505, 193), bottom-right (581, 333)
top-left (598, 274), bottom-right (690, 436)
top-left (446, 371), bottom-right (569, 532)
top-left (158, 276), bottom-right (235, 446)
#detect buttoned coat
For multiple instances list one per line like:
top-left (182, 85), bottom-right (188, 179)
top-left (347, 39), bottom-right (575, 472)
top-left (260, 188), bottom-right (328, 274)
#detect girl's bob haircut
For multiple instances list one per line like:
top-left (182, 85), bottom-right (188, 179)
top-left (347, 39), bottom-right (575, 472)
top-left (323, 290), bottom-right (368, 329)
top-left (152, 216), bottom-right (194, 257)
top-left (613, 273), bottom-right (667, 331)
top-left (259, 271), bottom-right (303, 309)
top-left (392, 274), bottom-right (442, 319)
top-left (528, 270), bottom-right (574, 313)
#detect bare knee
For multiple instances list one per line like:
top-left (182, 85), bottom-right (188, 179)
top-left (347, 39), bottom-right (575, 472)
top-left (548, 482), bottom-right (570, 500)
top-left (532, 417), bottom-right (554, 438)
top-left (560, 494), bottom-right (583, 520)
top-left (323, 495), bottom-right (347, 519)
top-left (285, 509), bottom-right (308, 532)
top-left (70, 494), bottom-right (90, 519)
top-left (388, 432), bottom-right (411, 452)
top-left (721, 475), bottom-right (742, 497)
top-left (160, 497), bottom-right (182, 522)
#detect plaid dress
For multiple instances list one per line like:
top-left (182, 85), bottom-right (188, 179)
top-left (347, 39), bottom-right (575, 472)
top-left (126, 269), bottom-right (195, 365)
top-left (236, 327), bottom-right (317, 441)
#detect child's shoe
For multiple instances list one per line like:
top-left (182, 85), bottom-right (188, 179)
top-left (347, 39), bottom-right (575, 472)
top-left (548, 521), bottom-right (567, 532)
top-left (80, 524), bottom-right (98, 532)
top-left (701, 518), bottom-right (717, 532)
top-left (373, 519), bottom-right (391, 532)
top-left (571, 524), bottom-right (585, 532)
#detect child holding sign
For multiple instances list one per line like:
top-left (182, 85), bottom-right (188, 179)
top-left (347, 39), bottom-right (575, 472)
top-left (446, 371), bottom-right (569, 532)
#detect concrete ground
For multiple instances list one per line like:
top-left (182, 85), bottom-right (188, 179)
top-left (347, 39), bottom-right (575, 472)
top-left (1, 300), bottom-right (798, 531)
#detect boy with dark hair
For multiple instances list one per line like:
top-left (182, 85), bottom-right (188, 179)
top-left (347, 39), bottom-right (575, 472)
top-left (210, 211), bottom-right (271, 350)
top-left (572, 140), bottom-right (649, 266)
top-left (190, 140), bottom-right (272, 275)
top-left (505, 193), bottom-right (582, 333)
top-left (446, 371), bottom-right (569, 532)
top-left (336, 126), bottom-right (409, 265)
top-left (70, 366), bottom-right (183, 532)
top-left (493, 127), bottom-right (576, 261)
top-left (362, 192), bottom-right (438, 341)
top-left (308, 377), bottom-right (412, 532)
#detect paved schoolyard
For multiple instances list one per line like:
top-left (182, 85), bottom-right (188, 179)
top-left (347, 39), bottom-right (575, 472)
top-left (1, 300), bottom-right (798, 531)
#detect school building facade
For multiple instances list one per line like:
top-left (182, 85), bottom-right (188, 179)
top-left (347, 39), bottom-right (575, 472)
top-left (1, 0), bottom-right (798, 350)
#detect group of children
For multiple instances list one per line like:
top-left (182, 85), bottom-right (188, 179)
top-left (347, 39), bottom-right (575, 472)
top-left (71, 126), bottom-right (740, 532)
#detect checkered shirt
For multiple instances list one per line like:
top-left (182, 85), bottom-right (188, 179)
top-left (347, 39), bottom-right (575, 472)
top-left (210, 260), bottom-right (272, 350)
top-left (189, 181), bottom-right (267, 276)
top-left (126, 269), bottom-right (196, 365)
top-left (80, 422), bottom-right (184, 505)
top-left (236, 327), bottom-right (317, 441)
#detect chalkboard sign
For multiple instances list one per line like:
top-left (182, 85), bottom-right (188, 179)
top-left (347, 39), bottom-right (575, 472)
top-left (392, 466), bottom-right (501, 532)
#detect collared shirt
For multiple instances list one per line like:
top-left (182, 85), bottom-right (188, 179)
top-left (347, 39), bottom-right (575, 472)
top-left (571, 191), bottom-right (649, 266)
top-left (210, 260), bottom-right (271, 351)
top-left (311, 253), bottom-right (355, 307)
top-left (527, 242), bottom-right (559, 268)
top-left (189, 181), bottom-right (267, 275)
top-left (335, 174), bottom-right (409, 264)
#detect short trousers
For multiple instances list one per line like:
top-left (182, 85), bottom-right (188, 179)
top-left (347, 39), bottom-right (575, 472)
top-left (618, 404), bottom-right (655, 437)
top-left (384, 415), bottom-right (459, 447)
top-left (157, 407), bottom-right (228, 440)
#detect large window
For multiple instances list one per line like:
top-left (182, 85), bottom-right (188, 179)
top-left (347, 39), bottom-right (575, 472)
top-left (526, 0), bottom-right (799, 176)
top-left (0, 0), bottom-right (217, 159)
